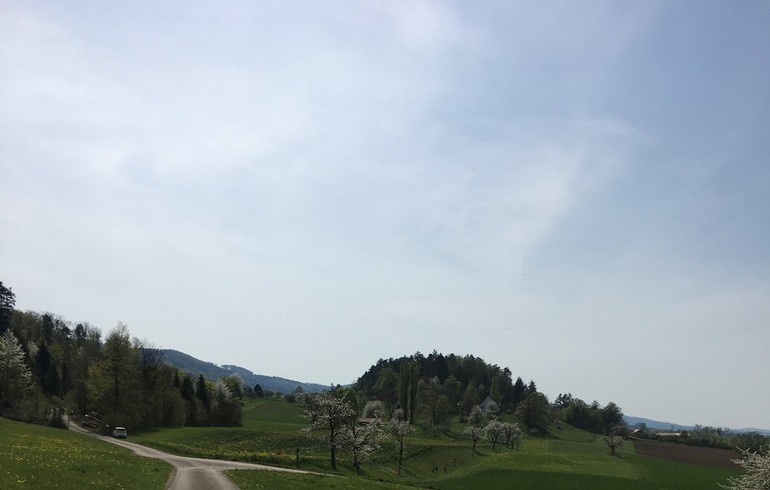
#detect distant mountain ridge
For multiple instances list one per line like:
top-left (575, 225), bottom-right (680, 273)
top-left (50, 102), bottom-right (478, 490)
top-left (625, 415), bottom-right (770, 436)
top-left (158, 349), bottom-right (328, 394)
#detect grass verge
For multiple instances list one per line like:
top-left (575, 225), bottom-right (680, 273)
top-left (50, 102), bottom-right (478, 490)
top-left (0, 416), bottom-right (172, 490)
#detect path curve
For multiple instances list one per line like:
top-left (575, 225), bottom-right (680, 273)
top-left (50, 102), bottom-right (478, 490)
top-left (70, 422), bottom-right (312, 490)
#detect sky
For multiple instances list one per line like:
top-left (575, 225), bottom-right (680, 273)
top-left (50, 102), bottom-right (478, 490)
top-left (1, 1), bottom-right (769, 430)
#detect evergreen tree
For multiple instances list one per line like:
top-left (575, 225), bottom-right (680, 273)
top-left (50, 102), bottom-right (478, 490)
top-left (196, 374), bottom-right (211, 417)
top-left (397, 359), bottom-right (419, 423)
top-left (35, 341), bottom-right (59, 397)
top-left (512, 376), bottom-right (527, 407)
top-left (180, 375), bottom-right (197, 425)
top-left (0, 282), bottom-right (15, 335)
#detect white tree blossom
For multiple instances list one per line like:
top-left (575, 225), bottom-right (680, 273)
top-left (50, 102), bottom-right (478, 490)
top-left (721, 447), bottom-right (770, 490)
top-left (346, 420), bottom-right (385, 475)
top-left (388, 409), bottom-right (413, 476)
top-left (485, 420), bottom-right (506, 451)
top-left (603, 434), bottom-right (624, 456)
top-left (363, 400), bottom-right (385, 419)
top-left (214, 379), bottom-right (232, 402)
top-left (0, 330), bottom-right (33, 419)
top-left (301, 393), bottom-right (356, 470)
top-left (468, 405), bottom-right (486, 427)
top-left (464, 424), bottom-right (485, 457)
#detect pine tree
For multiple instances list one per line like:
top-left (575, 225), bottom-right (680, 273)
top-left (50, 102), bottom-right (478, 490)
top-left (0, 282), bottom-right (15, 336)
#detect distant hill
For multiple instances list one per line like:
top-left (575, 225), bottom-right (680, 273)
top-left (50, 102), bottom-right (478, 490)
top-left (158, 349), bottom-right (328, 394)
top-left (625, 415), bottom-right (770, 436)
top-left (625, 416), bottom-right (694, 432)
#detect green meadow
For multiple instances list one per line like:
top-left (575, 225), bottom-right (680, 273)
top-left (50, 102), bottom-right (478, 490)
top-left (0, 398), bottom-right (741, 490)
top-left (130, 398), bottom-right (740, 489)
top-left (0, 417), bottom-right (171, 490)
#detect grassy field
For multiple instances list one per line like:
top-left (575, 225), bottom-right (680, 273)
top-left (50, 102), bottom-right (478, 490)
top-left (131, 398), bottom-right (741, 489)
top-left (2, 398), bottom-right (741, 489)
top-left (0, 416), bottom-right (172, 490)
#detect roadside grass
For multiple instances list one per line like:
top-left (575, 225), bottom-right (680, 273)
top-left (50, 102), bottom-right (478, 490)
top-left (0, 416), bottom-right (171, 490)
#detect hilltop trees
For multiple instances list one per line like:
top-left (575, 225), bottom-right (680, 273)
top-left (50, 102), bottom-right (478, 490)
top-left (356, 352), bottom-right (529, 420)
top-left (416, 377), bottom-right (451, 431)
top-left (554, 396), bottom-right (625, 435)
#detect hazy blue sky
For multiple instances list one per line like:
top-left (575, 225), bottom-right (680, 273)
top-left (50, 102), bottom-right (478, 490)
top-left (2, 1), bottom-right (768, 429)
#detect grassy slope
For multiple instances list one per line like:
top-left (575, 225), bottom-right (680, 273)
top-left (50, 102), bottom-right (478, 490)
top-left (0, 417), bottom-right (172, 490)
top-left (132, 398), bottom-right (741, 489)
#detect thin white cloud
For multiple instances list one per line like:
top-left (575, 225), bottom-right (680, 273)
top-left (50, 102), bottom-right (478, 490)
top-left (2, 1), bottom-right (768, 429)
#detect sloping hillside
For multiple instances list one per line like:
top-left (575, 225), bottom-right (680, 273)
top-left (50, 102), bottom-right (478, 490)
top-left (159, 349), bottom-right (328, 394)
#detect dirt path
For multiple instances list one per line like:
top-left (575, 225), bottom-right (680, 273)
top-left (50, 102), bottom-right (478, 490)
top-left (69, 422), bottom-right (311, 490)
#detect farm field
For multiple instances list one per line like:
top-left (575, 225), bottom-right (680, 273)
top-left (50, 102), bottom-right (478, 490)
top-left (633, 438), bottom-right (739, 468)
top-left (132, 398), bottom-right (742, 489)
top-left (0, 416), bottom-right (172, 490)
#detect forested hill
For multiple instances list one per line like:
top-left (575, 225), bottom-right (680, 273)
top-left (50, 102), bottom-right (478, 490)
top-left (355, 351), bottom-right (535, 419)
top-left (158, 349), bottom-right (328, 394)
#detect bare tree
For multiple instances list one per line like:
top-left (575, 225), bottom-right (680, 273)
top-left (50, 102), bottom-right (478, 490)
top-left (503, 422), bottom-right (523, 450)
top-left (388, 409), bottom-right (413, 476)
top-left (720, 446), bottom-right (770, 490)
top-left (301, 393), bottom-right (355, 470)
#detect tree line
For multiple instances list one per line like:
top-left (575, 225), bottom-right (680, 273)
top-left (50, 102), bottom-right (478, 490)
top-left (632, 423), bottom-right (769, 453)
top-left (0, 281), bottom-right (242, 431)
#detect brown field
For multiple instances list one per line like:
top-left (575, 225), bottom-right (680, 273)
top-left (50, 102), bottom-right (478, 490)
top-left (633, 439), bottom-right (740, 469)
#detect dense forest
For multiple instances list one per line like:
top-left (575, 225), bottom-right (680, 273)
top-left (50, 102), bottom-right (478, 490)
top-left (0, 281), bottom-right (243, 431)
